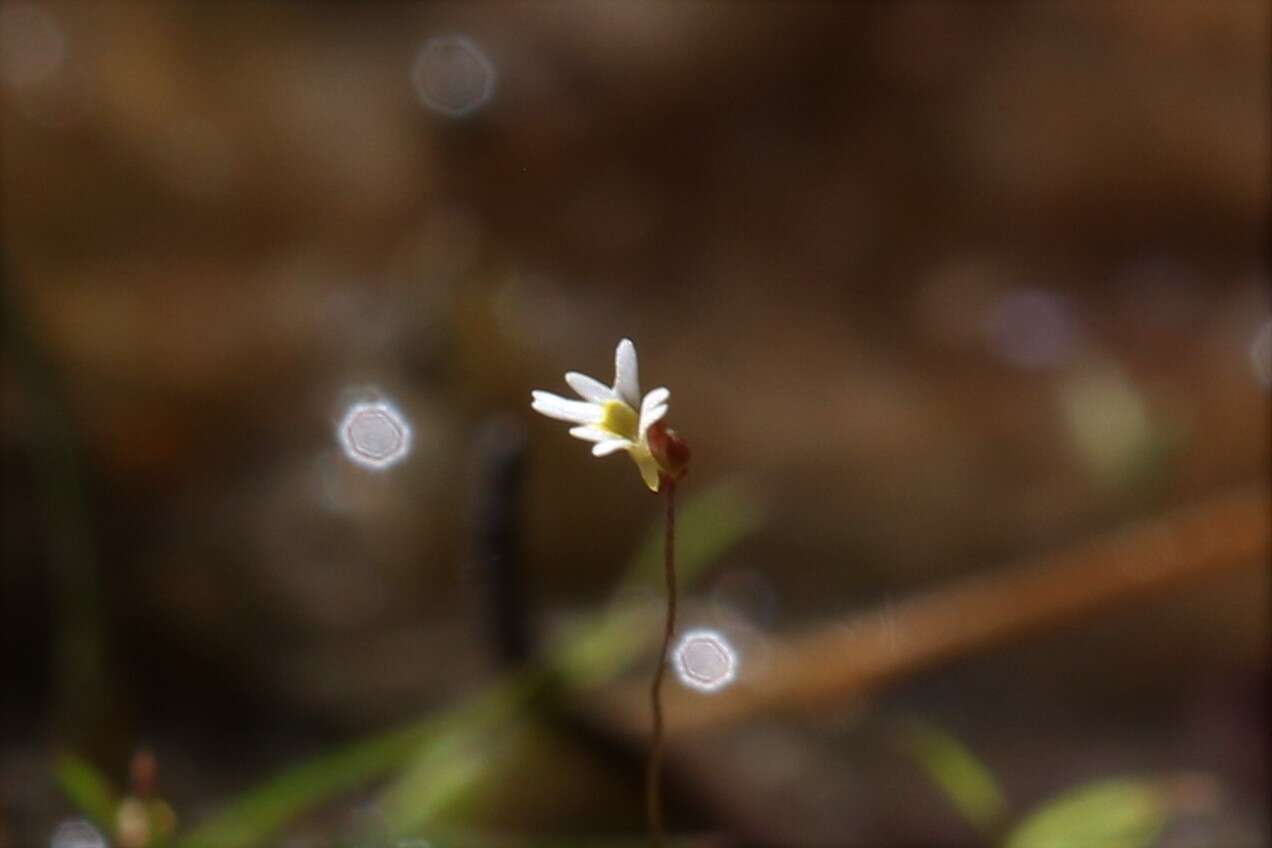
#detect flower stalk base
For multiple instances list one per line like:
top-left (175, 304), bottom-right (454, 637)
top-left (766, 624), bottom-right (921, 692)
top-left (646, 478), bottom-right (677, 848)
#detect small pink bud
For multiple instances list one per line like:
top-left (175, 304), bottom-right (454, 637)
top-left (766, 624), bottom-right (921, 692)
top-left (130, 749), bottom-right (158, 799)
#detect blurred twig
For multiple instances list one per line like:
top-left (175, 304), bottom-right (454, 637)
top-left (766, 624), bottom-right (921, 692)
top-left (603, 486), bottom-right (1269, 736)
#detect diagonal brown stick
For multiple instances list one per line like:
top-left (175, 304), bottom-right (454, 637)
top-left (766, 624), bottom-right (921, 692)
top-left (605, 485), bottom-right (1269, 737)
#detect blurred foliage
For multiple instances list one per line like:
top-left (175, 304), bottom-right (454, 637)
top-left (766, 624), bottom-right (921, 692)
top-left (52, 752), bottom-right (118, 836)
top-left (901, 723), bottom-right (1171, 848)
top-left (1003, 779), bottom-right (1166, 848)
top-left (558, 480), bottom-right (764, 685)
top-left (52, 480), bottom-right (762, 847)
top-left (8, 1), bottom-right (1268, 844)
top-left (898, 719), bottom-right (1007, 836)
top-left (52, 752), bottom-right (176, 848)
top-left (176, 722), bottom-right (431, 848)
top-left (380, 480), bottom-right (762, 841)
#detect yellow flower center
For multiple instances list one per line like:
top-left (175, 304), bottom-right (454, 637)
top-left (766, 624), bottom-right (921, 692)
top-left (599, 399), bottom-right (639, 441)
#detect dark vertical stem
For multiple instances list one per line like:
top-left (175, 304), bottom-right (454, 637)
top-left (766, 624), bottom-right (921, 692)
top-left (646, 478), bottom-right (677, 848)
top-left (473, 416), bottom-right (532, 667)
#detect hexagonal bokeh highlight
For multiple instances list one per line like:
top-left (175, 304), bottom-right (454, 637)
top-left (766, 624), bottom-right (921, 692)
top-left (411, 35), bottom-right (495, 118)
top-left (338, 400), bottom-right (412, 470)
top-left (672, 628), bottom-right (738, 693)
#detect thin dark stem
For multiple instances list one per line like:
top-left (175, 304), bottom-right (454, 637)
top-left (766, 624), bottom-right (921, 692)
top-left (646, 479), bottom-right (677, 848)
top-left (473, 416), bottom-right (532, 667)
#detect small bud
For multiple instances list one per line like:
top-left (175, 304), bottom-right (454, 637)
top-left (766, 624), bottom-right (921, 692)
top-left (115, 799), bottom-right (149, 848)
top-left (129, 749), bottom-right (158, 799)
top-left (646, 421), bottom-right (690, 482)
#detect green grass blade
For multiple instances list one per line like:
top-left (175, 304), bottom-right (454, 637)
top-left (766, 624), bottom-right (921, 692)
top-left (897, 719), bottom-right (1007, 835)
top-left (1004, 778), bottom-right (1167, 848)
top-left (612, 477), bottom-right (764, 599)
top-left (53, 752), bottom-right (119, 835)
top-left (556, 478), bottom-right (764, 685)
top-left (177, 721), bottom-right (431, 848)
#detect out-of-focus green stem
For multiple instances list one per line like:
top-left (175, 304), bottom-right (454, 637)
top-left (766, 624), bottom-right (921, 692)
top-left (1, 263), bottom-right (111, 749)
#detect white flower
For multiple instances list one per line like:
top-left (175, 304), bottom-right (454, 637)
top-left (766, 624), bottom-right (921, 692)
top-left (531, 338), bottom-right (670, 491)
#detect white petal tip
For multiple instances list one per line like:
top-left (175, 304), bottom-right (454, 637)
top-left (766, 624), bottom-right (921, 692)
top-left (614, 338), bottom-right (641, 406)
top-left (531, 392), bottom-right (602, 424)
top-left (565, 371), bottom-right (615, 402)
top-left (592, 439), bottom-right (631, 457)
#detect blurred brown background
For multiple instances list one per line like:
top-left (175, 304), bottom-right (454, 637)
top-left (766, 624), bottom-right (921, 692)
top-left (2, 1), bottom-right (1269, 845)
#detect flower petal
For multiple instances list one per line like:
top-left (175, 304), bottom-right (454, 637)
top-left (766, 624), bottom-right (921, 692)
top-left (568, 425), bottom-right (612, 442)
top-left (531, 391), bottom-right (602, 424)
top-left (638, 387), bottom-right (670, 437)
top-left (641, 387), bottom-right (670, 411)
top-left (639, 404), bottom-right (668, 437)
top-left (565, 371), bottom-right (615, 403)
top-left (632, 449), bottom-right (662, 492)
top-left (592, 439), bottom-right (631, 457)
top-left (613, 338), bottom-right (641, 407)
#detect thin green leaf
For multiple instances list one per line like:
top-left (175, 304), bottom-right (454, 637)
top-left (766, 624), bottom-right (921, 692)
top-left (1004, 778), bottom-right (1167, 848)
top-left (612, 477), bottom-right (764, 599)
top-left (556, 478), bottom-right (764, 685)
top-left (52, 752), bottom-right (119, 834)
top-left (899, 719), bottom-right (1007, 835)
top-left (382, 722), bottom-right (516, 838)
top-left (177, 721), bottom-right (431, 848)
